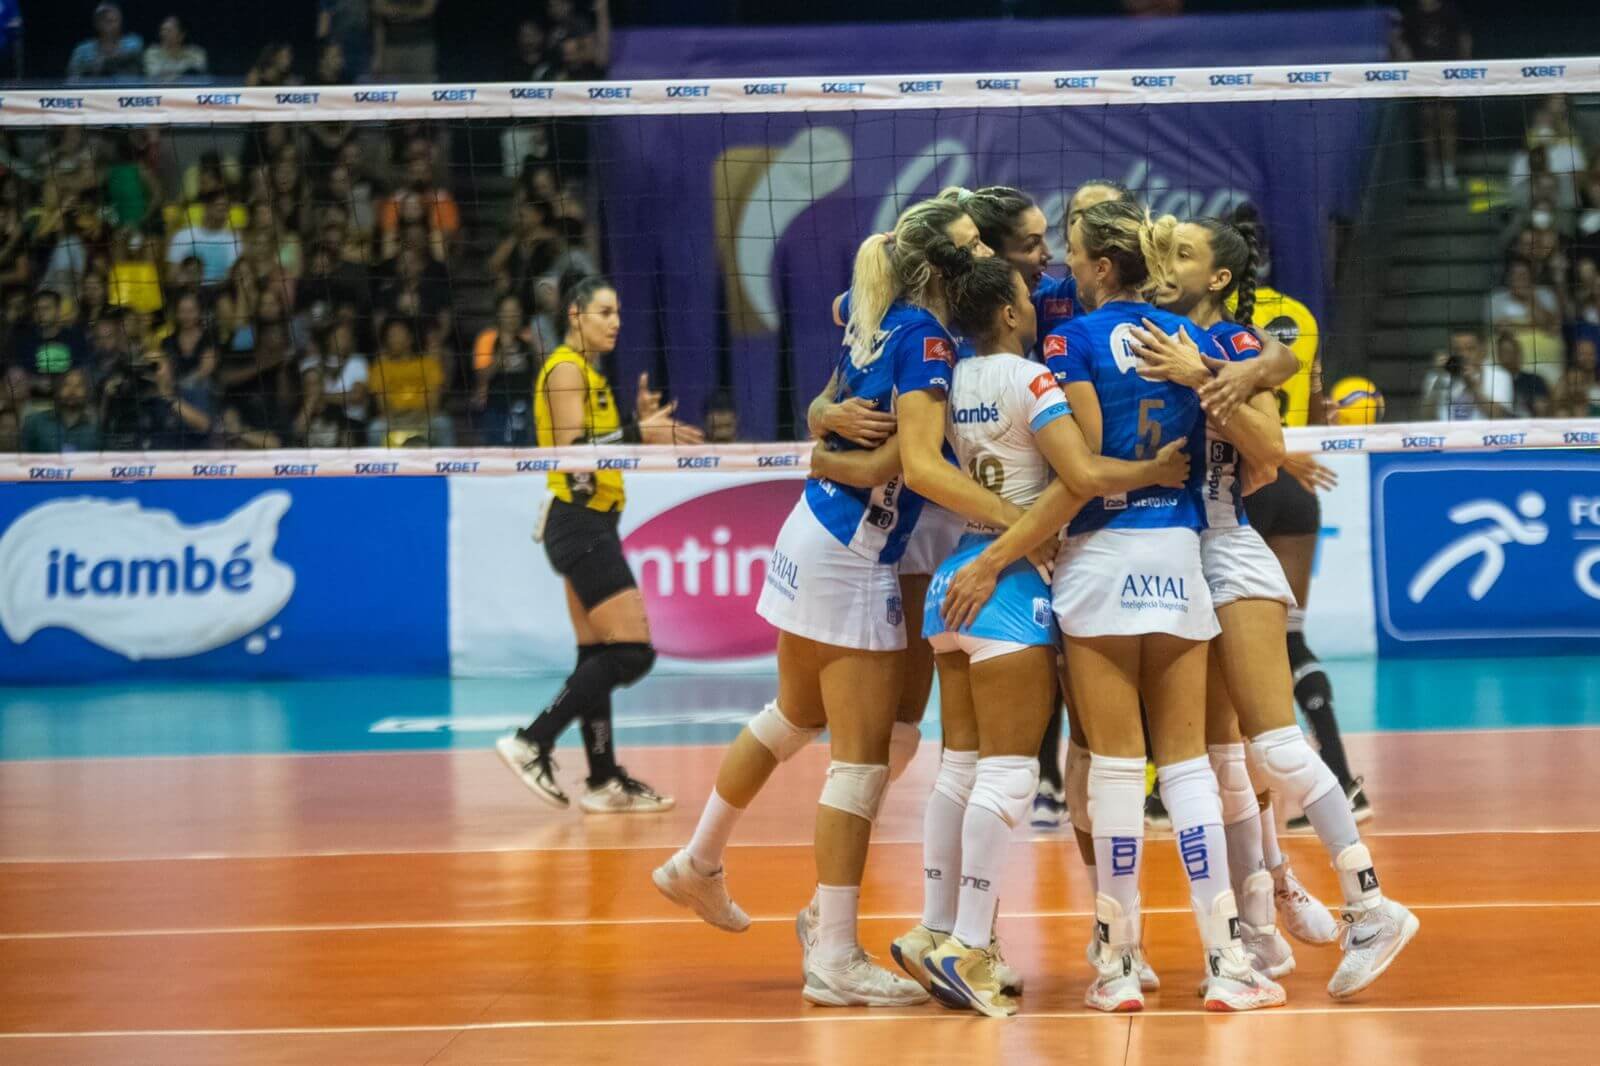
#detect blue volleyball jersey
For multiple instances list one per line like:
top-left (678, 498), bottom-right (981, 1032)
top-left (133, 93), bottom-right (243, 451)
top-left (1200, 321), bottom-right (1265, 530)
top-left (805, 299), bottom-right (955, 563)
top-left (1032, 272), bottom-right (1082, 339)
top-left (1043, 300), bottom-right (1207, 534)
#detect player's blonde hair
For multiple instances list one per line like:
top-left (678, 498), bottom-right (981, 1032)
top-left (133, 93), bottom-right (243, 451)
top-left (846, 197), bottom-right (975, 367)
top-left (1074, 199), bottom-right (1177, 299)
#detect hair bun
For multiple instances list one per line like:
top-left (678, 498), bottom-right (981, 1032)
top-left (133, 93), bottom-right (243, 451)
top-left (926, 238), bottom-right (975, 282)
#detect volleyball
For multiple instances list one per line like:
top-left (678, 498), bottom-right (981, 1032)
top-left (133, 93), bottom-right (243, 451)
top-left (1329, 376), bottom-right (1385, 425)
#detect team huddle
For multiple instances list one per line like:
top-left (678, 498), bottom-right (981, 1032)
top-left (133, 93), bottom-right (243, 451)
top-left (647, 181), bottom-right (1420, 1016)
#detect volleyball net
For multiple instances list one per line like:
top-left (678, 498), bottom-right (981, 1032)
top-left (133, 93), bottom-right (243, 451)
top-left (1, 57), bottom-right (1599, 482)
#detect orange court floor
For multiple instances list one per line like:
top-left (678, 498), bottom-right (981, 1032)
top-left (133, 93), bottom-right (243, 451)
top-left (3, 716), bottom-right (1600, 1065)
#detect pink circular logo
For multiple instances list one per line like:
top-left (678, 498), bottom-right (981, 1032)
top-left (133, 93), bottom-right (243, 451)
top-left (624, 480), bottom-right (800, 660)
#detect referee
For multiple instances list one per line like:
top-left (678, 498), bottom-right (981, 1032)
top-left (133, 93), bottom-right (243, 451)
top-left (1230, 206), bottom-right (1371, 827)
top-left (497, 275), bottom-right (703, 814)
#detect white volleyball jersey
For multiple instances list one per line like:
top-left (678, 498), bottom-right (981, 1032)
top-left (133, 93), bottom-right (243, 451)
top-left (945, 352), bottom-right (1073, 531)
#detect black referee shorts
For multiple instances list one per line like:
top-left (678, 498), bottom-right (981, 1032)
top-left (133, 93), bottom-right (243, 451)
top-left (1244, 471), bottom-right (1322, 538)
top-left (542, 499), bottom-right (637, 610)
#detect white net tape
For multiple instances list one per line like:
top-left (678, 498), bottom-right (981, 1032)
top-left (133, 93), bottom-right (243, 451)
top-left (5, 418), bottom-right (1597, 482)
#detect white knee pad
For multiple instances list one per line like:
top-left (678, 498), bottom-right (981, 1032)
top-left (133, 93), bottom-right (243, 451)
top-left (968, 755), bottom-right (1039, 830)
top-left (1207, 743), bottom-right (1256, 827)
top-left (1248, 725), bottom-right (1340, 811)
top-left (888, 721), bottom-right (922, 782)
top-left (819, 761), bottom-right (890, 822)
top-left (1087, 754), bottom-right (1147, 839)
top-left (932, 749), bottom-right (978, 807)
top-left (1066, 740), bottom-right (1092, 835)
top-left (1244, 739), bottom-right (1272, 798)
top-left (1156, 755), bottom-right (1223, 835)
top-left (748, 701), bottom-right (821, 763)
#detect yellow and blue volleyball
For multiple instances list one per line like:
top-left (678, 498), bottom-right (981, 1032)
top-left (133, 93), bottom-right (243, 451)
top-left (1329, 376), bottom-right (1385, 425)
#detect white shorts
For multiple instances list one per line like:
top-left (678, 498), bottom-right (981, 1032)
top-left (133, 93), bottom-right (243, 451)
top-left (756, 499), bottom-right (906, 652)
top-left (898, 503), bottom-right (965, 577)
top-left (1052, 526), bottom-right (1220, 641)
top-left (1201, 525), bottom-right (1297, 610)
top-left (927, 632), bottom-right (1037, 665)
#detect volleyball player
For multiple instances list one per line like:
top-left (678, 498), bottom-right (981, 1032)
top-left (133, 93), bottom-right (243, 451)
top-left (497, 277), bottom-right (704, 814)
top-left (1228, 204), bottom-right (1371, 829)
top-left (899, 256), bottom-right (1189, 1016)
top-left (941, 200), bottom-right (1280, 1012)
top-left (1129, 216), bottom-right (1418, 997)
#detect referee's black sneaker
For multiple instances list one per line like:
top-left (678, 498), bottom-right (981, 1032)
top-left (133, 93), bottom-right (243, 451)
top-left (495, 731), bottom-right (570, 809)
top-left (581, 769), bottom-right (675, 814)
top-left (1286, 777), bottom-right (1372, 832)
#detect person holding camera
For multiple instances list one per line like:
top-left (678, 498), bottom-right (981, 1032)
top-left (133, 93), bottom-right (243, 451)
top-left (1419, 328), bottom-right (1515, 421)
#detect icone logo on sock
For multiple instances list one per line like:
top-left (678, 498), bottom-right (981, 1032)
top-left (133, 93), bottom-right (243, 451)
top-left (0, 493), bottom-right (295, 660)
top-left (623, 481), bottom-right (796, 659)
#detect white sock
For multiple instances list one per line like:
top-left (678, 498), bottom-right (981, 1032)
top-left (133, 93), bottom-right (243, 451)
top-left (1158, 755), bottom-right (1231, 917)
top-left (814, 883), bottom-right (859, 969)
top-left (1223, 814), bottom-right (1265, 901)
top-left (1260, 802), bottom-right (1285, 874)
top-left (1089, 754), bottom-right (1148, 915)
top-left (921, 749), bottom-right (976, 933)
top-left (953, 802), bottom-right (1009, 948)
top-left (686, 789), bottom-right (741, 874)
top-left (1305, 786), bottom-right (1363, 860)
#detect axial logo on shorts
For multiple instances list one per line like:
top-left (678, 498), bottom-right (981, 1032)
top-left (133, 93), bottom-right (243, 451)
top-left (1118, 572), bottom-right (1190, 612)
top-left (886, 594), bottom-right (903, 626)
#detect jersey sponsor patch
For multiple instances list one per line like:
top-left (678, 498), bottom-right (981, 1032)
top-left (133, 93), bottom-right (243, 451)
top-left (1042, 333), bottom-right (1067, 358)
top-left (1230, 331), bottom-right (1263, 356)
top-left (1028, 371), bottom-right (1057, 399)
top-left (923, 337), bottom-right (954, 365)
top-left (1043, 298), bottom-right (1074, 318)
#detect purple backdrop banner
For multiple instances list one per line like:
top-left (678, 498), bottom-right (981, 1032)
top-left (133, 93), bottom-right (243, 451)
top-left (602, 12), bottom-right (1391, 438)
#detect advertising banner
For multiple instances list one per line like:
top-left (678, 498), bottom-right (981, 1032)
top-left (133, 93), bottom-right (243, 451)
top-left (1372, 451), bottom-right (1600, 656)
top-left (0, 479), bottom-right (449, 682)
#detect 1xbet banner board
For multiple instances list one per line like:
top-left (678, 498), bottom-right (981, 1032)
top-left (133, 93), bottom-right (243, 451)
top-left (602, 11), bottom-right (1390, 438)
top-left (0, 480), bottom-right (449, 682)
top-left (1372, 451), bottom-right (1600, 657)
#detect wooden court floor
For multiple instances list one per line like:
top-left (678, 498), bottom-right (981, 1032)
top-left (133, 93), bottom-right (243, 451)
top-left (3, 727), bottom-right (1599, 1064)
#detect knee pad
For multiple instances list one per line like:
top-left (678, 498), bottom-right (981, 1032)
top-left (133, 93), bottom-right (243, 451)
top-left (932, 748), bottom-right (978, 807)
top-left (1207, 743), bottom-right (1256, 827)
top-left (887, 721), bottom-right (922, 782)
top-left (1156, 755), bottom-right (1223, 835)
top-left (1249, 726), bottom-right (1340, 810)
top-left (819, 761), bottom-right (889, 822)
top-left (748, 701), bottom-right (821, 763)
top-left (1066, 740), bottom-right (1092, 835)
top-left (968, 755), bottom-right (1039, 830)
top-left (606, 642), bottom-right (656, 687)
top-left (1087, 754), bottom-right (1146, 839)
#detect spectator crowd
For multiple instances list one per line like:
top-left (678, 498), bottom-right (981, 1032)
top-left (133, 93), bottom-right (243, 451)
top-left (0, 0), bottom-right (751, 457)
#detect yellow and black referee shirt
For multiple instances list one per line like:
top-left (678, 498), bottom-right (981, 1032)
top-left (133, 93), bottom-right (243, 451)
top-left (1229, 284), bottom-right (1319, 428)
top-left (535, 344), bottom-right (626, 512)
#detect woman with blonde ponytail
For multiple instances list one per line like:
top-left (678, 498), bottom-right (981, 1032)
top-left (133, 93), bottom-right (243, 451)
top-left (1131, 217), bottom-right (1419, 1002)
top-left (656, 195), bottom-right (1026, 1009)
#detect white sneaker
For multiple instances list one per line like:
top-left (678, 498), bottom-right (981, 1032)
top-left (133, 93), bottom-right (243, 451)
top-left (1201, 943), bottom-right (1288, 1012)
top-left (1328, 899), bottom-right (1420, 999)
top-left (1195, 891), bottom-right (1286, 1013)
top-left (1274, 863), bottom-right (1340, 945)
top-left (1240, 870), bottom-right (1296, 980)
top-left (1085, 926), bottom-right (1160, 991)
top-left (579, 770), bottom-right (674, 814)
top-left (1085, 894), bottom-right (1145, 1013)
top-left (495, 733), bottom-right (569, 809)
top-left (803, 947), bottom-right (931, 1007)
top-left (795, 896), bottom-right (819, 976)
top-left (652, 849), bottom-right (750, 932)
